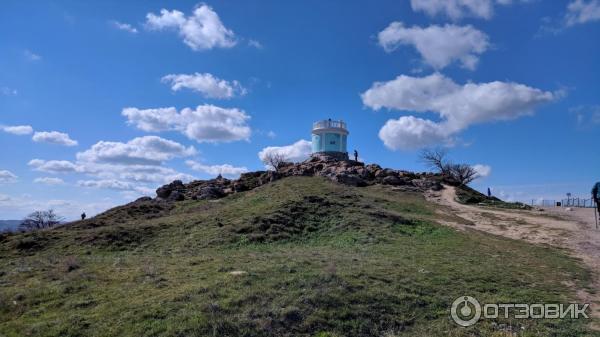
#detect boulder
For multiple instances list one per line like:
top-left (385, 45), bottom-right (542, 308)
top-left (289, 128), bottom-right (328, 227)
top-left (134, 196), bottom-right (153, 203)
top-left (167, 190), bottom-right (185, 202)
top-left (332, 174), bottom-right (367, 187)
top-left (382, 175), bottom-right (405, 186)
top-left (156, 180), bottom-right (184, 199)
top-left (194, 186), bottom-right (225, 200)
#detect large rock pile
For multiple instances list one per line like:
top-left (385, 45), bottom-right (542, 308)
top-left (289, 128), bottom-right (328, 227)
top-left (153, 154), bottom-right (445, 202)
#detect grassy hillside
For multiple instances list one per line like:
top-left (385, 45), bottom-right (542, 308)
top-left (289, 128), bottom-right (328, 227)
top-left (0, 177), bottom-right (596, 336)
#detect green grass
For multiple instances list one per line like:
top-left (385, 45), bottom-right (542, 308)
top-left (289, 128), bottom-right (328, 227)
top-left (0, 176), bottom-right (597, 336)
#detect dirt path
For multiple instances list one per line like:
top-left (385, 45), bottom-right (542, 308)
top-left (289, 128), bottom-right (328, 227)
top-left (427, 185), bottom-right (600, 324)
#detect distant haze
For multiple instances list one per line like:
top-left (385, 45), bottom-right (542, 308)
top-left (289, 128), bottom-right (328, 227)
top-left (0, 220), bottom-right (22, 232)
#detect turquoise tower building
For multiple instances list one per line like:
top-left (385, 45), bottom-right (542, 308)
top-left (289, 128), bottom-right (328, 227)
top-left (311, 119), bottom-right (349, 160)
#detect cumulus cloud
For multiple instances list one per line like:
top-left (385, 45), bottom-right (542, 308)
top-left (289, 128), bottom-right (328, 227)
top-left (76, 136), bottom-right (196, 166)
top-left (0, 170), bottom-right (17, 183)
top-left (145, 4), bottom-right (236, 50)
top-left (186, 160), bottom-right (248, 178)
top-left (362, 73), bottom-right (556, 150)
top-left (34, 177), bottom-right (65, 185)
top-left (565, 0), bottom-right (600, 26)
top-left (2, 125), bottom-right (33, 135)
top-left (122, 105), bottom-right (251, 143)
top-left (378, 116), bottom-right (449, 150)
top-left (472, 164), bottom-right (492, 178)
top-left (96, 164), bottom-right (195, 184)
top-left (378, 22), bottom-right (489, 70)
top-left (410, 0), bottom-right (527, 20)
top-left (24, 49), bottom-right (41, 61)
top-left (161, 72), bottom-right (246, 99)
top-left (32, 131), bottom-right (78, 146)
top-left (28, 159), bottom-right (83, 173)
top-left (111, 20), bottom-right (138, 33)
top-left (258, 140), bottom-right (312, 164)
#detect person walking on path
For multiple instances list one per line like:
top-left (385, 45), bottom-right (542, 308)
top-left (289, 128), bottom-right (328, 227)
top-left (592, 182), bottom-right (600, 229)
top-left (353, 149), bottom-right (358, 162)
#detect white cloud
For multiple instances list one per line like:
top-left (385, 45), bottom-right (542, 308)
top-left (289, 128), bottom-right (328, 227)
top-left (258, 139), bottom-right (312, 164)
top-left (122, 105), bottom-right (251, 143)
top-left (34, 177), bottom-right (65, 185)
top-left (378, 116), bottom-right (449, 150)
top-left (186, 160), bottom-right (248, 178)
top-left (571, 105), bottom-right (600, 126)
top-left (24, 49), bottom-right (41, 61)
top-left (248, 39), bottom-right (263, 49)
top-left (111, 20), bottom-right (138, 33)
top-left (0, 193), bottom-right (119, 220)
top-left (76, 136), bottom-right (196, 166)
top-left (362, 73), bottom-right (556, 150)
top-left (378, 22), bottom-right (489, 70)
top-left (411, 0), bottom-right (494, 19)
top-left (2, 125), bottom-right (33, 135)
top-left (28, 159), bottom-right (83, 173)
top-left (145, 4), bottom-right (236, 50)
top-left (77, 179), bottom-right (136, 191)
top-left (32, 131), bottom-right (78, 146)
top-left (1, 87), bottom-right (18, 96)
top-left (77, 180), bottom-right (157, 196)
top-left (472, 164), bottom-right (492, 178)
top-left (565, 0), bottom-right (600, 26)
top-left (0, 170), bottom-right (18, 183)
top-left (161, 72), bottom-right (246, 99)
top-left (410, 0), bottom-right (528, 20)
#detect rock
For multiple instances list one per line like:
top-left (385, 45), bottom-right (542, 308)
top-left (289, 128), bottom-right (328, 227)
top-left (152, 150), bottom-right (446, 203)
top-left (194, 186), bottom-right (225, 200)
top-left (156, 180), bottom-right (185, 199)
top-left (134, 196), bottom-right (153, 203)
top-left (332, 174), bottom-right (367, 187)
top-left (167, 191), bottom-right (185, 202)
top-left (156, 185), bottom-right (172, 199)
top-left (375, 168), bottom-right (395, 178)
top-left (382, 175), bottom-right (405, 186)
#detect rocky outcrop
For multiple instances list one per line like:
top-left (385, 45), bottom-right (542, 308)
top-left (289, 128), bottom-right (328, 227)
top-left (154, 154), bottom-right (445, 202)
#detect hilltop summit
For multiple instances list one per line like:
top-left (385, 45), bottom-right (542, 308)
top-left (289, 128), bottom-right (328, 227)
top-left (153, 154), bottom-right (445, 203)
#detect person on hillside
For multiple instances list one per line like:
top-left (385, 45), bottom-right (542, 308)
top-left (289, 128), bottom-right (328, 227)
top-left (81, 212), bottom-right (86, 221)
top-left (487, 187), bottom-right (492, 198)
top-left (353, 149), bottom-right (358, 162)
top-left (592, 182), bottom-right (600, 212)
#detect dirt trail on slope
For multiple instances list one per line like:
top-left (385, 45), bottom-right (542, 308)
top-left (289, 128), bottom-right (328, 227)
top-left (427, 185), bottom-right (600, 324)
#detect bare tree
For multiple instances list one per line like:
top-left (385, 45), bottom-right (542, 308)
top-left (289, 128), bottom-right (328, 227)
top-left (420, 148), bottom-right (450, 175)
top-left (420, 148), bottom-right (479, 185)
top-left (262, 152), bottom-right (288, 171)
top-left (19, 209), bottom-right (64, 231)
top-left (448, 164), bottom-right (478, 186)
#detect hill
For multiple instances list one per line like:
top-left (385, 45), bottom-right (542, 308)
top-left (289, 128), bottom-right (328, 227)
top-left (0, 157), bottom-right (596, 337)
top-left (0, 220), bottom-right (21, 232)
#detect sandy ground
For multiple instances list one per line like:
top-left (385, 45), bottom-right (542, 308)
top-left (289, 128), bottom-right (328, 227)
top-left (427, 185), bottom-right (600, 324)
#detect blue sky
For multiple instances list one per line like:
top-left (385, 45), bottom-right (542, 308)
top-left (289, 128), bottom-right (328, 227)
top-left (1, 0), bottom-right (599, 219)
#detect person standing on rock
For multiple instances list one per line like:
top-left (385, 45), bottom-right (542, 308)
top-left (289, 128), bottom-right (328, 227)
top-left (81, 212), bottom-right (86, 221)
top-left (592, 181), bottom-right (600, 213)
top-left (353, 149), bottom-right (358, 162)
